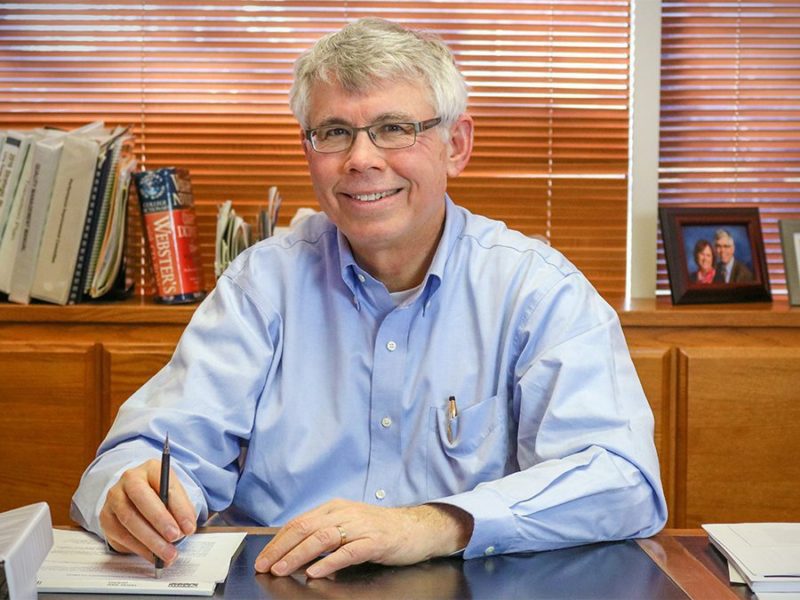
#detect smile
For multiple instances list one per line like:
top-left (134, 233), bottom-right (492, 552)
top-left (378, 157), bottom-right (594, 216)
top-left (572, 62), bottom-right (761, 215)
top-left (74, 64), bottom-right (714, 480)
top-left (350, 189), bottom-right (401, 202)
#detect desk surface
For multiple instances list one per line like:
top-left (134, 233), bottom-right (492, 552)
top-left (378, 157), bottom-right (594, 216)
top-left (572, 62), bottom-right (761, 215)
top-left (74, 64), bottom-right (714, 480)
top-left (42, 529), bottom-right (753, 600)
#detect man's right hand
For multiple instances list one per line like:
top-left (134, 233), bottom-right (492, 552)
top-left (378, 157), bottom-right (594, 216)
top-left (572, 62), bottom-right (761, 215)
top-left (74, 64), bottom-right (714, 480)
top-left (99, 459), bottom-right (197, 565)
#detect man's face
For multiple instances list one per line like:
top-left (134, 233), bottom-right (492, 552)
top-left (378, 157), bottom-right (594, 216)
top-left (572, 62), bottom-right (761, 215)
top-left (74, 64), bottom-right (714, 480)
top-left (715, 236), bottom-right (735, 265)
top-left (301, 78), bottom-right (471, 265)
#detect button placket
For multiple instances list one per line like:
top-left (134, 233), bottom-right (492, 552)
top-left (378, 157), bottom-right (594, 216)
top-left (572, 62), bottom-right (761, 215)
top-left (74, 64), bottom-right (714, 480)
top-left (363, 306), bottom-right (414, 507)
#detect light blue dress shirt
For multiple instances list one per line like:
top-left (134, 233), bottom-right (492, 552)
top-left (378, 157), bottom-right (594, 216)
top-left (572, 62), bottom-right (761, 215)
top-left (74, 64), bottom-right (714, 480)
top-left (71, 197), bottom-right (667, 559)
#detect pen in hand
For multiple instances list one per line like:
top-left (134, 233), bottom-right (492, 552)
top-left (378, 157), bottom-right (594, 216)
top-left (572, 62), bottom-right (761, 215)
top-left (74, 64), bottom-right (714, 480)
top-left (154, 433), bottom-right (170, 579)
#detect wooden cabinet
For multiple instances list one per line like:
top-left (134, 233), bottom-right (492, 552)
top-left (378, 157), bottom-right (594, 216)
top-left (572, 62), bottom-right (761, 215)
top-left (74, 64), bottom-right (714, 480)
top-left (1, 298), bottom-right (798, 527)
top-left (0, 342), bottom-right (102, 525)
top-left (678, 347), bottom-right (800, 526)
top-left (621, 301), bottom-right (800, 528)
top-left (0, 302), bottom-right (183, 524)
top-left (629, 346), bottom-right (676, 525)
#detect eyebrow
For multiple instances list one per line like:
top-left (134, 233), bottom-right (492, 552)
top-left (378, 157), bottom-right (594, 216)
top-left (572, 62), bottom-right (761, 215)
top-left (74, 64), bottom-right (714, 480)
top-left (312, 112), bottom-right (416, 129)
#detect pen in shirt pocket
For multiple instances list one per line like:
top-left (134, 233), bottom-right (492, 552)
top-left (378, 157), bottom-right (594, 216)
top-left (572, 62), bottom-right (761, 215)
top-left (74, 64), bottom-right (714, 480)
top-left (446, 395), bottom-right (458, 444)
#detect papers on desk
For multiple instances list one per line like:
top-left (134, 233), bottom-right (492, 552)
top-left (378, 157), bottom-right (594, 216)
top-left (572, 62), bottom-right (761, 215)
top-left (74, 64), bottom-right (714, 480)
top-left (703, 523), bottom-right (800, 594)
top-left (37, 529), bottom-right (246, 596)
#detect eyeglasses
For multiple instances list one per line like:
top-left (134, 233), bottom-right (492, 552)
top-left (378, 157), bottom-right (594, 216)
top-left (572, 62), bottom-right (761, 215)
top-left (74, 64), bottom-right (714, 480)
top-left (305, 117), bottom-right (442, 153)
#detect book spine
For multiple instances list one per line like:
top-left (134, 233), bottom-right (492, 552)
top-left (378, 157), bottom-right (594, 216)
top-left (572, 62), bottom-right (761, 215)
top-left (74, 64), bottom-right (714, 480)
top-left (88, 152), bottom-right (136, 299)
top-left (83, 136), bottom-right (124, 295)
top-left (0, 134), bottom-right (28, 243)
top-left (67, 146), bottom-right (111, 304)
top-left (30, 135), bottom-right (100, 305)
top-left (7, 140), bottom-right (63, 304)
top-left (0, 140), bottom-right (36, 292)
top-left (133, 167), bottom-right (206, 303)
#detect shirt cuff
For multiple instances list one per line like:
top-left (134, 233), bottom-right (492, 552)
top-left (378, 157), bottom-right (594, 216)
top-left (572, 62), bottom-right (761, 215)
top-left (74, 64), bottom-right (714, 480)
top-left (435, 486), bottom-right (520, 559)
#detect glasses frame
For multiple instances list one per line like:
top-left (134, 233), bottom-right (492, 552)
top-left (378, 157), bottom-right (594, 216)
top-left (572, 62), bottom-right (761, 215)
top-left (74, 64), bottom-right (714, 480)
top-left (304, 117), bottom-right (442, 153)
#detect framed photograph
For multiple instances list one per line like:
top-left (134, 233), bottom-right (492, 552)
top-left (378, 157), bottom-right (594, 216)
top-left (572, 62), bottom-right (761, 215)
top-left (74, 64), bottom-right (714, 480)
top-left (660, 207), bottom-right (771, 305)
top-left (779, 219), bottom-right (800, 306)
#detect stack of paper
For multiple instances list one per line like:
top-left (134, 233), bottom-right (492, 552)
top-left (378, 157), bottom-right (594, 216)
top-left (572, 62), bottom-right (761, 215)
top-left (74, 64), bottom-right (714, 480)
top-left (214, 199), bottom-right (252, 278)
top-left (703, 523), bottom-right (800, 596)
top-left (37, 529), bottom-right (246, 596)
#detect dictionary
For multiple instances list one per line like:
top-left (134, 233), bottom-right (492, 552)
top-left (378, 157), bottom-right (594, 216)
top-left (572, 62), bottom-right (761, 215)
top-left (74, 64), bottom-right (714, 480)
top-left (133, 167), bottom-right (206, 304)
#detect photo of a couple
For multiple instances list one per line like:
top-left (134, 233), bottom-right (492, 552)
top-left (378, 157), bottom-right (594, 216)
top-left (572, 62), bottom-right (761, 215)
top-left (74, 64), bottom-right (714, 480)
top-left (660, 206), bottom-right (770, 304)
top-left (687, 227), bottom-right (754, 286)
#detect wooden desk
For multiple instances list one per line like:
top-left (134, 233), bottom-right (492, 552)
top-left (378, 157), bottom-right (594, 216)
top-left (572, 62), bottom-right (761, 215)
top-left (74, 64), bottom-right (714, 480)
top-left (638, 529), bottom-right (754, 600)
top-left (41, 528), bottom-right (752, 599)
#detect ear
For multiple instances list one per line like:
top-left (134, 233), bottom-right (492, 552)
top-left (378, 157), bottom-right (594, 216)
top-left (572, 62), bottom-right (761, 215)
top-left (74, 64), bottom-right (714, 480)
top-left (300, 128), bottom-right (312, 161)
top-left (445, 114), bottom-right (474, 178)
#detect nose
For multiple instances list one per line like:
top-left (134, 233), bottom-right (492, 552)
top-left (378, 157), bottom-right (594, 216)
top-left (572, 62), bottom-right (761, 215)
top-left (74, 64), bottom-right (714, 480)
top-left (343, 129), bottom-right (386, 172)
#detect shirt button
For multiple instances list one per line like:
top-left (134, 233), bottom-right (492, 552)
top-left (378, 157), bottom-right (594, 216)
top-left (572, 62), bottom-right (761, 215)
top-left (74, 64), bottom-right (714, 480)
top-left (386, 341), bottom-right (397, 351)
top-left (381, 417), bottom-right (392, 428)
top-left (357, 273), bottom-right (366, 283)
top-left (375, 489), bottom-right (386, 500)
top-left (484, 546), bottom-right (495, 555)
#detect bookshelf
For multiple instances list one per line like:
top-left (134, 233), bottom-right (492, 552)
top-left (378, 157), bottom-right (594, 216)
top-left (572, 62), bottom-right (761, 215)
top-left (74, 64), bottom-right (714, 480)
top-left (1, 297), bottom-right (798, 529)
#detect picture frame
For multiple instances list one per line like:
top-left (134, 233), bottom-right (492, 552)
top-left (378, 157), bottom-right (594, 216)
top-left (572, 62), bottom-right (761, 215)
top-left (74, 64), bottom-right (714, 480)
top-left (660, 207), bottom-right (771, 305)
top-left (779, 219), bottom-right (800, 306)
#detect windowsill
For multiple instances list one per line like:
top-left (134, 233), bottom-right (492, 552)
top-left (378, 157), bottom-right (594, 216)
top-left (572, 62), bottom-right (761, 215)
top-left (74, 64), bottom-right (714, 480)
top-left (0, 295), bottom-right (797, 328)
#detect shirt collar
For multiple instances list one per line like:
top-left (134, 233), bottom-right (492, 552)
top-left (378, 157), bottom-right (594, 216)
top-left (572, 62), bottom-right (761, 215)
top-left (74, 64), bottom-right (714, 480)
top-left (335, 195), bottom-right (465, 313)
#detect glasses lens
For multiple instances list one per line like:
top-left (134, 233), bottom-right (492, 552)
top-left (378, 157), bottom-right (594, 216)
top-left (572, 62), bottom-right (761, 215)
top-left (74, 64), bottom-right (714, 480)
top-left (312, 126), bottom-right (353, 152)
top-left (370, 123), bottom-right (417, 149)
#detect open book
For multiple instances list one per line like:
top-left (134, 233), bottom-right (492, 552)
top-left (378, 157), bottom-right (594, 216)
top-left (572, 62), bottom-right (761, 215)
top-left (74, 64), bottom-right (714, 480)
top-left (37, 529), bottom-right (246, 596)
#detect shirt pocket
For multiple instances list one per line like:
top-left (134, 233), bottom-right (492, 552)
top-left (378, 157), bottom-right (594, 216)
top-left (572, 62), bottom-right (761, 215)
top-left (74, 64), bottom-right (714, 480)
top-left (426, 394), bottom-right (510, 499)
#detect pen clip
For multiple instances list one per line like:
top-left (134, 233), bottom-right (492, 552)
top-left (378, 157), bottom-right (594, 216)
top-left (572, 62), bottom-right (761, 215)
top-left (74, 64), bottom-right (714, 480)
top-left (446, 396), bottom-right (458, 444)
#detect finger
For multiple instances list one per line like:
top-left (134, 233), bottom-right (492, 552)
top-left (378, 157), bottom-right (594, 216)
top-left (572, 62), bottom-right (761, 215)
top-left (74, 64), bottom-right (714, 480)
top-left (122, 461), bottom-right (183, 543)
top-left (254, 509), bottom-right (334, 573)
top-left (103, 487), bottom-right (178, 564)
top-left (268, 525), bottom-right (346, 576)
top-left (306, 539), bottom-right (372, 579)
top-left (164, 469), bottom-right (197, 536)
top-left (102, 511), bottom-right (161, 563)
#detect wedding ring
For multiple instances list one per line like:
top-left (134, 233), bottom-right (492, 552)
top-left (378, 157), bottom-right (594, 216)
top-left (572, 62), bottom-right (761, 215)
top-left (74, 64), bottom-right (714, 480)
top-left (336, 525), bottom-right (347, 548)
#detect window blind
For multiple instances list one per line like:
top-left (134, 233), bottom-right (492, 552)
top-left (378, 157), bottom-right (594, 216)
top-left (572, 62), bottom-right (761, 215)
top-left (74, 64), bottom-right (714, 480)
top-left (0, 1), bottom-right (632, 298)
top-left (657, 0), bottom-right (800, 296)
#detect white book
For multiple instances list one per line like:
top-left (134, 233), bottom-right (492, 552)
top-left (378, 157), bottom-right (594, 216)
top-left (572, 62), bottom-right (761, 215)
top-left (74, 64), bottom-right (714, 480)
top-left (29, 133), bottom-right (100, 305)
top-left (0, 132), bottom-right (48, 293)
top-left (0, 502), bottom-right (53, 600)
top-left (0, 131), bottom-right (33, 244)
top-left (7, 134), bottom-right (66, 304)
top-left (36, 529), bottom-right (246, 596)
top-left (704, 523), bottom-right (800, 593)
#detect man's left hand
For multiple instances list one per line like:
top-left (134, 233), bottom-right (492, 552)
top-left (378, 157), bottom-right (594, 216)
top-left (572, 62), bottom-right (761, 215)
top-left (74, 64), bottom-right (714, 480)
top-left (253, 499), bottom-right (473, 578)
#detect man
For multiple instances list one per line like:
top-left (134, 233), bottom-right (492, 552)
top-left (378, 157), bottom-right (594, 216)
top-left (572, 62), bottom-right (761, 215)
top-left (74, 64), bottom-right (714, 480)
top-left (713, 228), bottom-right (754, 283)
top-left (71, 18), bottom-right (667, 579)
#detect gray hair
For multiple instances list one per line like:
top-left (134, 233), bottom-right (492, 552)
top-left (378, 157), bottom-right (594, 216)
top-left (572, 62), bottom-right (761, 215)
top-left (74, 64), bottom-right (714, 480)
top-left (289, 18), bottom-right (469, 131)
top-left (714, 228), bottom-right (734, 246)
